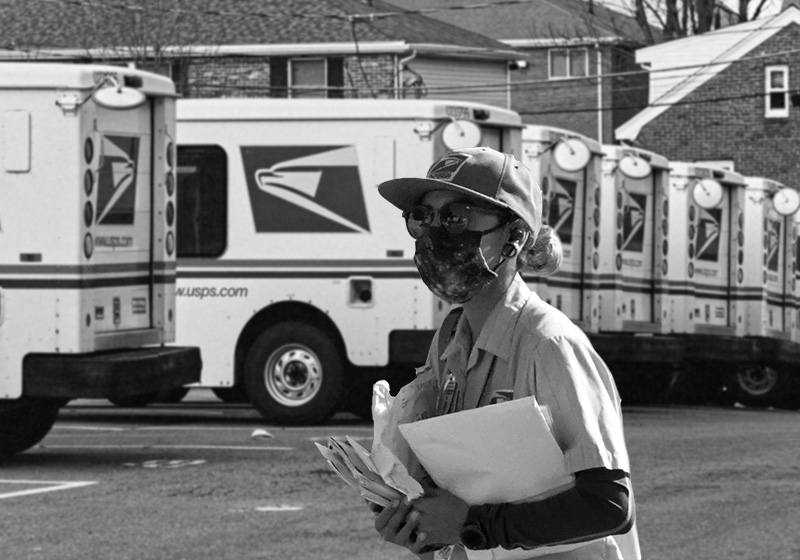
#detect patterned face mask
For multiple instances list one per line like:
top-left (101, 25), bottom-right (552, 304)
top-left (413, 226), bottom-right (498, 305)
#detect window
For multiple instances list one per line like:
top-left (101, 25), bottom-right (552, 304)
top-left (549, 49), bottom-right (588, 79)
top-left (289, 58), bottom-right (326, 98)
top-left (270, 57), bottom-right (344, 98)
top-left (176, 145), bottom-right (227, 258)
top-left (766, 66), bottom-right (789, 118)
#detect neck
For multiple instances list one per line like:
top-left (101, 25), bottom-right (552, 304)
top-left (461, 259), bottom-right (517, 336)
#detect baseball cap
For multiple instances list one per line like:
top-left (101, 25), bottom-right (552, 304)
top-left (378, 147), bottom-right (542, 234)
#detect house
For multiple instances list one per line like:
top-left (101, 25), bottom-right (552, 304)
top-left (387, 0), bottom-right (653, 143)
top-left (0, 0), bottom-right (519, 108)
top-left (616, 3), bottom-right (800, 185)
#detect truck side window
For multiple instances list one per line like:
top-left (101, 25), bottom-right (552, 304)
top-left (176, 145), bottom-right (227, 257)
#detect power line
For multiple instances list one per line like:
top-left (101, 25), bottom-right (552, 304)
top-left (517, 86), bottom-right (800, 116)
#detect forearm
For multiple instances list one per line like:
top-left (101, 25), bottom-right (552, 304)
top-left (463, 468), bottom-right (633, 550)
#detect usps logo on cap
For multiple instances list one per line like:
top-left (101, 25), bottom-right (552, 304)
top-left (427, 152), bottom-right (471, 181)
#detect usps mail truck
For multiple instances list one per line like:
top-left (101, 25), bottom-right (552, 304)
top-left (175, 98), bottom-right (522, 424)
top-left (0, 63), bottom-right (200, 454)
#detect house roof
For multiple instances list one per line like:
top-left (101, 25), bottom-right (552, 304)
top-left (616, 6), bottom-right (800, 142)
top-left (0, 0), bottom-right (518, 60)
top-left (384, 0), bottom-right (652, 45)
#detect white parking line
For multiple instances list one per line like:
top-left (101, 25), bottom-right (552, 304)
top-left (0, 480), bottom-right (97, 500)
top-left (256, 505), bottom-right (304, 512)
top-left (52, 425), bottom-right (127, 432)
top-left (39, 444), bottom-right (294, 451)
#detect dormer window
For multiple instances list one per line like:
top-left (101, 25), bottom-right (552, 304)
top-left (765, 65), bottom-right (789, 118)
top-left (549, 49), bottom-right (588, 80)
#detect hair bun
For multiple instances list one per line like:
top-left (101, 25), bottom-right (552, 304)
top-left (526, 225), bottom-right (563, 276)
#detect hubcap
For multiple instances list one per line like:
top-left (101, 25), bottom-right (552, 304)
top-left (737, 366), bottom-right (778, 396)
top-left (264, 344), bottom-right (322, 407)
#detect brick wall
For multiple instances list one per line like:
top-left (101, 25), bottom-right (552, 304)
top-left (182, 55), bottom-right (395, 98)
top-left (511, 45), bottom-right (642, 144)
top-left (344, 56), bottom-right (396, 98)
top-left (635, 24), bottom-right (800, 185)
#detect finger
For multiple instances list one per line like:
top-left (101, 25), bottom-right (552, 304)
top-left (394, 509), bottom-right (421, 544)
top-left (408, 530), bottom-right (429, 555)
top-left (374, 500), bottom-right (411, 539)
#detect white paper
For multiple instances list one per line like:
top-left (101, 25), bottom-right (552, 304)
top-left (370, 375), bottom-right (437, 499)
top-left (399, 396), bottom-right (588, 559)
top-left (398, 396), bottom-right (574, 505)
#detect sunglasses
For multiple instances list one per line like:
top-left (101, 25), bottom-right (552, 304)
top-left (403, 201), bottom-right (509, 239)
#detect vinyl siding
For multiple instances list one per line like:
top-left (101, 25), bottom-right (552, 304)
top-left (407, 58), bottom-right (509, 108)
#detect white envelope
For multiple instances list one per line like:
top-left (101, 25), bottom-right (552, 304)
top-left (398, 396), bottom-right (596, 559)
top-left (398, 396), bottom-right (575, 505)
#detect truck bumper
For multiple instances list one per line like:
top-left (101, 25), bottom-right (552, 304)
top-left (22, 346), bottom-right (202, 400)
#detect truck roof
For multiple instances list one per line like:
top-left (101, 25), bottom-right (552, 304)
top-left (0, 63), bottom-right (175, 96)
top-left (176, 98), bottom-right (522, 125)
top-left (669, 161), bottom-right (747, 186)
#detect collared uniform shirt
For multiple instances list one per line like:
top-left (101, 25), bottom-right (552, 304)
top-left (421, 274), bottom-right (640, 560)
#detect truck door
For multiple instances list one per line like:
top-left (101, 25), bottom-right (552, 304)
top-left (92, 103), bottom-right (153, 332)
top-left (691, 184), bottom-right (734, 329)
top-left (764, 205), bottom-right (787, 331)
top-left (617, 164), bottom-right (656, 324)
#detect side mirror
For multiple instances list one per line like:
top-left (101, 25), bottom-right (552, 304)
top-left (442, 120), bottom-right (482, 150)
top-left (773, 187), bottom-right (800, 216)
top-left (93, 81), bottom-right (146, 110)
top-left (553, 138), bottom-right (591, 172)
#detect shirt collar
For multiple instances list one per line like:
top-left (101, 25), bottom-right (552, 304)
top-left (474, 274), bottom-right (531, 360)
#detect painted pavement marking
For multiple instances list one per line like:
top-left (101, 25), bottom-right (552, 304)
top-left (0, 479), bottom-right (97, 500)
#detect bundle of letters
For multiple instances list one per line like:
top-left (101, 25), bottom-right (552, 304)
top-left (315, 435), bottom-right (407, 507)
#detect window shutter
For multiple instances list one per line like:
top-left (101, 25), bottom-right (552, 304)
top-left (328, 57), bottom-right (344, 98)
top-left (270, 57), bottom-right (288, 98)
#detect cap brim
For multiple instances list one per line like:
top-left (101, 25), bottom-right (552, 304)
top-left (378, 177), bottom-right (513, 214)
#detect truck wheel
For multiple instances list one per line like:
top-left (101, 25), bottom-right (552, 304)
top-left (0, 398), bottom-right (61, 455)
top-left (731, 365), bottom-right (800, 409)
top-left (157, 386), bottom-right (190, 404)
top-left (244, 322), bottom-right (344, 425)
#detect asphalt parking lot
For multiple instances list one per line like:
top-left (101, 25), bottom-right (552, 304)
top-left (1, 391), bottom-right (798, 560)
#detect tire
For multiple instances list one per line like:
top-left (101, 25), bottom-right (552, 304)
top-left (212, 385), bottom-right (250, 404)
top-left (244, 322), bottom-right (344, 425)
top-left (0, 398), bottom-right (61, 455)
top-left (157, 386), bottom-right (190, 404)
top-left (730, 364), bottom-right (800, 409)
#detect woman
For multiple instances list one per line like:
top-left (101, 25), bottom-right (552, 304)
top-left (373, 147), bottom-right (639, 560)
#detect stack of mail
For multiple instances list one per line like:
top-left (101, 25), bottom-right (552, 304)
top-left (315, 436), bottom-right (409, 507)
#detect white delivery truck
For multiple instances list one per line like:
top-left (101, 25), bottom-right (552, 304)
top-left (175, 98), bottom-right (523, 424)
top-left (0, 63), bottom-right (200, 454)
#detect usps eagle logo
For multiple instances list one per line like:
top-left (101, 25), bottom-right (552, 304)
top-left (696, 208), bottom-right (722, 262)
top-left (548, 178), bottom-right (576, 244)
top-left (622, 192), bottom-right (647, 253)
top-left (96, 135), bottom-right (139, 225)
top-left (426, 153), bottom-right (470, 181)
top-left (241, 146), bottom-right (370, 233)
top-left (766, 219), bottom-right (781, 272)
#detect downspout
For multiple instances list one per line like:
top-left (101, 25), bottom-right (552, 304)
top-left (397, 50), bottom-right (417, 100)
top-left (596, 43), bottom-right (603, 143)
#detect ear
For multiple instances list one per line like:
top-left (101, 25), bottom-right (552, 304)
top-left (501, 222), bottom-right (528, 259)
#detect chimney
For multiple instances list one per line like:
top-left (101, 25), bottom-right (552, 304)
top-left (783, 0), bottom-right (800, 11)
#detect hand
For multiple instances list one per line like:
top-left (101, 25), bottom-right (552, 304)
top-left (374, 499), bottom-right (430, 555)
top-left (412, 488), bottom-right (469, 545)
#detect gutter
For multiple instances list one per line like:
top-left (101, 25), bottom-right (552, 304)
top-left (0, 41), bottom-right (521, 62)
